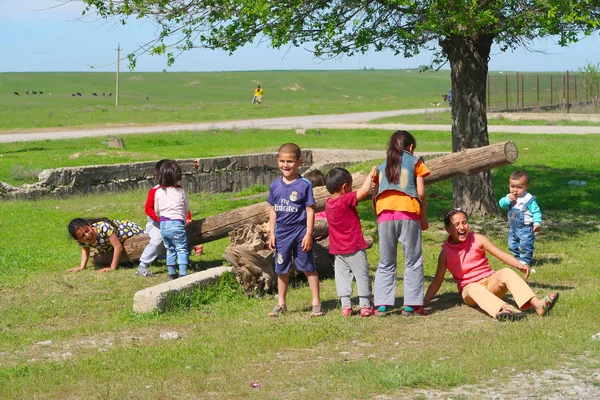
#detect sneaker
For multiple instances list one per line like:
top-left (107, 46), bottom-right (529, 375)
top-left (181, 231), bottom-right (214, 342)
top-left (401, 306), bottom-right (426, 316)
top-left (375, 305), bottom-right (388, 317)
top-left (341, 307), bottom-right (353, 317)
top-left (135, 269), bottom-right (154, 277)
top-left (360, 307), bottom-right (375, 317)
top-left (168, 273), bottom-right (179, 281)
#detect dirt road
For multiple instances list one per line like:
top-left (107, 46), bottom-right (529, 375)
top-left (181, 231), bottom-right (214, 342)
top-left (1, 108), bottom-right (600, 143)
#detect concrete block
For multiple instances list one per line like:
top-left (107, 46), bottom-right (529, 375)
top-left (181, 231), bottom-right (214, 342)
top-left (132, 266), bottom-right (235, 313)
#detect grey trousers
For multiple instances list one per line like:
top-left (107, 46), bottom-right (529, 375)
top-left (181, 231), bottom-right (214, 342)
top-left (334, 250), bottom-right (372, 308)
top-left (138, 220), bottom-right (164, 269)
top-left (374, 219), bottom-right (424, 307)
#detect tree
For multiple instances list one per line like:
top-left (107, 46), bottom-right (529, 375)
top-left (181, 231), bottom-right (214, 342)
top-left (579, 60), bottom-right (600, 110)
top-left (79, 0), bottom-right (600, 215)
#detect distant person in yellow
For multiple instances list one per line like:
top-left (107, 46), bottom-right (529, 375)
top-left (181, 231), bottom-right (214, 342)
top-left (252, 85), bottom-right (263, 104)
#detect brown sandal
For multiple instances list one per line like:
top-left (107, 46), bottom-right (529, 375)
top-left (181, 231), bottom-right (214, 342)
top-left (310, 304), bottom-right (325, 317)
top-left (268, 304), bottom-right (287, 317)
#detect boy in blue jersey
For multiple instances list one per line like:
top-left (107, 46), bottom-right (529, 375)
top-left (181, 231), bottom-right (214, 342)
top-left (267, 143), bottom-right (323, 317)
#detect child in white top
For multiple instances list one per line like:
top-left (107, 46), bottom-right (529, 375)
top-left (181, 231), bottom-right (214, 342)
top-left (154, 160), bottom-right (190, 280)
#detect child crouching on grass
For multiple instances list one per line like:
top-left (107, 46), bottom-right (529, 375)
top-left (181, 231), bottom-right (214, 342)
top-left (68, 217), bottom-right (143, 273)
top-left (423, 209), bottom-right (559, 321)
top-left (325, 167), bottom-right (377, 317)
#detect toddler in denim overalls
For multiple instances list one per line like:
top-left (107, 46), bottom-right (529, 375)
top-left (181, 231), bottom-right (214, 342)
top-left (499, 171), bottom-right (542, 267)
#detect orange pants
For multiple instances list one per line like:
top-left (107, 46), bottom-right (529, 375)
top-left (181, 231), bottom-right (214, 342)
top-left (461, 268), bottom-right (535, 317)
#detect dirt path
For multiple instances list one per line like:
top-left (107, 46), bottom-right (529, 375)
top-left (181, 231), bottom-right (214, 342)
top-left (2, 109), bottom-right (600, 143)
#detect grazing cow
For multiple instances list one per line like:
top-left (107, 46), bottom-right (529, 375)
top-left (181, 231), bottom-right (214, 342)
top-left (39, 91), bottom-right (43, 95)
top-left (72, 93), bottom-right (77, 97)
top-left (25, 90), bottom-right (29, 95)
top-left (108, 92), bottom-right (112, 96)
top-left (76, 92), bottom-right (82, 96)
top-left (103, 92), bottom-right (106, 96)
top-left (32, 91), bottom-right (37, 95)
top-left (13, 91), bottom-right (19, 96)
top-left (92, 93), bottom-right (98, 96)
top-left (145, 96), bottom-right (149, 100)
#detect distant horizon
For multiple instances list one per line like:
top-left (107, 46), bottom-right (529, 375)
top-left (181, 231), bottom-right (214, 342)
top-left (1, 0), bottom-right (599, 73)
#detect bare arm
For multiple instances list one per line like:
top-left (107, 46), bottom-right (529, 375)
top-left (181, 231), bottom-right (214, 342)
top-left (356, 166), bottom-right (377, 201)
top-left (98, 233), bottom-right (123, 273)
top-left (475, 233), bottom-right (529, 279)
top-left (302, 206), bottom-right (315, 251)
top-left (424, 250), bottom-right (448, 307)
top-left (68, 246), bottom-right (90, 272)
top-left (416, 175), bottom-right (428, 231)
top-left (268, 205), bottom-right (277, 250)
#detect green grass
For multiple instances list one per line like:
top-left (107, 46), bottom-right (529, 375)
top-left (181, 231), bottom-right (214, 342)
top-left (0, 70), bottom-right (451, 130)
top-left (1, 129), bottom-right (600, 398)
top-left (370, 110), bottom-right (600, 125)
top-left (0, 128), bottom-right (453, 186)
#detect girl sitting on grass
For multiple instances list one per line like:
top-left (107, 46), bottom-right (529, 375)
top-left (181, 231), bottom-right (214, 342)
top-left (423, 209), bottom-right (559, 321)
top-left (67, 218), bottom-right (143, 273)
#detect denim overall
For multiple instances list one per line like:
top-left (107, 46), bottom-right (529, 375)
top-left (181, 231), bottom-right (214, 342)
top-left (507, 197), bottom-right (535, 265)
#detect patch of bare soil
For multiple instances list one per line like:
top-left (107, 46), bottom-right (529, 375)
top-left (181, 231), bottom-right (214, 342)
top-left (408, 354), bottom-right (600, 399)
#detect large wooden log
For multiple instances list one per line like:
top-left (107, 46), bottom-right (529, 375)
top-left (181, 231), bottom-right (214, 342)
top-left (91, 141), bottom-right (517, 266)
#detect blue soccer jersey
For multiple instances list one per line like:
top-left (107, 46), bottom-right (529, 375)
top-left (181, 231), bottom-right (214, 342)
top-left (267, 177), bottom-right (315, 226)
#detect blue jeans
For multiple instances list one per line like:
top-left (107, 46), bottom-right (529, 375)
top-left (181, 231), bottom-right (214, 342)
top-left (508, 224), bottom-right (535, 265)
top-left (160, 220), bottom-right (188, 276)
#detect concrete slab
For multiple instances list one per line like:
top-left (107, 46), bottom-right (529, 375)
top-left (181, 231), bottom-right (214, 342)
top-left (133, 266), bottom-right (235, 313)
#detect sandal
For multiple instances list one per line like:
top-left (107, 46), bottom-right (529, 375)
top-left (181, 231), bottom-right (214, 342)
top-left (311, 304), bottom-right (325, 317)
top-left (268, 304), bottom-right (287, 317)
top-left (541, 292), bottom-right (559, 316)
top-left (496, 305), bottom-right (526, 322)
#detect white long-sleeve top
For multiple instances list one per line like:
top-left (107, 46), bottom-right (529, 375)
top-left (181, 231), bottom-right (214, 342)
top-left (154, 186), bottom-right (190, 221)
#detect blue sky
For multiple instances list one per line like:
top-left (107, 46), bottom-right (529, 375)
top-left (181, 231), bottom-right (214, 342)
top-left (1, 0), bottom-right (599, 73)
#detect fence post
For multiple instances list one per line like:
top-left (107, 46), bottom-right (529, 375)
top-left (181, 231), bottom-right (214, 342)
top-left (536, 74), bottom-right (540, 107)
top-left (505, 73), bottom-right (509, 111)
top-left (550, 75), bottom-right (553, 106)
top-left (566, 71), bottom-right (570, 113)
top-left (521, 74), bottom-right (524, 110)
top-left (574, 74), bottom-right (577, 103)
top-left (487, 74), bottom-right (490, 110)
top-left (516, 72), bottom-right (520, 111)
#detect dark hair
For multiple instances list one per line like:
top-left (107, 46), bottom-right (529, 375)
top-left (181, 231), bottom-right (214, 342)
top-left (154, 159), bottom-right (170, 182)
top-left (68, 217), bottom-right (115, 240)
top-left (443, 208), bottom-right (468, 227)
top-left (510, 170), bottom-right (529, 184)
top-left (325, 167), bottom-right (352, 194)
top-left (278, 143), bottom-right (301, 159)
top-left (304, 170), bottom-right (325, 188)
top-left (158, 159), bottom-right (182, 188)
top-left (385, 130), bottom-right (416, 184)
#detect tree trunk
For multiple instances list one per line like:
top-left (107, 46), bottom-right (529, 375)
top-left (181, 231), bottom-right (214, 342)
top-left (91, 141), bottom-right (517, 266)
top-left (441, 33), bottom-right (501, 216)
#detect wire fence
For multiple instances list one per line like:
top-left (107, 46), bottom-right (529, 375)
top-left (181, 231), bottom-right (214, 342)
top-left (487, 72), bottom-right (600, 112)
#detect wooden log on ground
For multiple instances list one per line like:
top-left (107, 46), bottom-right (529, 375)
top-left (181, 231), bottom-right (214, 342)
top-left (91, 141), bottom-right (517, 266)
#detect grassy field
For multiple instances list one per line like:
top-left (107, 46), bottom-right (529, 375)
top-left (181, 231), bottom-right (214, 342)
top-left (1, 122), bottom-right (599, 398)
top-left (0, 70), bottom-right (451, 130)
top-left (370, 109), bottom-right (600, 125)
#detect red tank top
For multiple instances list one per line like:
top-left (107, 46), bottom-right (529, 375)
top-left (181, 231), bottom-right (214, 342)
top-left (442, 232), bottom-right (494, 291)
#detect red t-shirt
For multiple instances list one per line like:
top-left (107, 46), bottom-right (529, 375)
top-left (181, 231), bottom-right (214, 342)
top-left (325, 191), bottom-right (368, 255)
